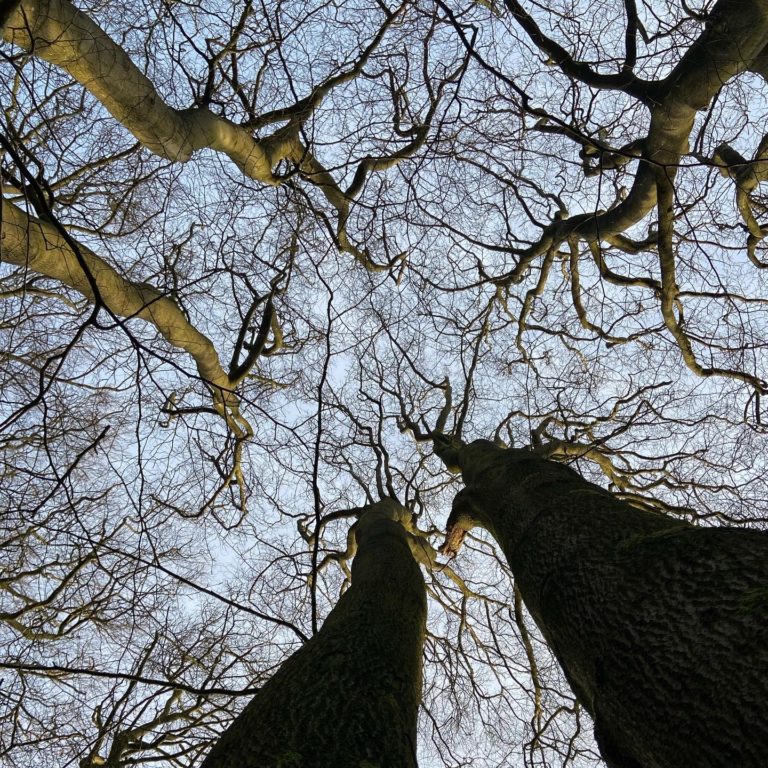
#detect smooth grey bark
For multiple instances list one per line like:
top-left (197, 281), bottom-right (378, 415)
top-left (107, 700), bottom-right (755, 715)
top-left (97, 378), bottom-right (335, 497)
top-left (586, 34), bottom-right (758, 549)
top-left (3, 0), bottom-right (289, 173)
top-left (441, 439), bottom-right (768, 768)
top-left (1, 0), bottom-right (415, 269)
top-left (0, 199), bottom-right (258, 435)
top-left (202, 499), bottom-right (427, 768)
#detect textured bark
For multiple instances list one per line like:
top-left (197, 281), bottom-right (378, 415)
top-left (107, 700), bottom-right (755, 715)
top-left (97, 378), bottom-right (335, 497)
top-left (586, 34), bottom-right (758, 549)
top-left (445, 440), bottom-right (768, 768)
top-left (202, 499), bottom-right (427, 768)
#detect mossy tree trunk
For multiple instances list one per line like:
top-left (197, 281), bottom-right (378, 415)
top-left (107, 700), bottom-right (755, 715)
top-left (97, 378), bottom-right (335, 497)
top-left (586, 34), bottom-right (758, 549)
top-left (202, 499), bottom-right (426, 768)
top-left (442, 439), bottom-right (768, 768)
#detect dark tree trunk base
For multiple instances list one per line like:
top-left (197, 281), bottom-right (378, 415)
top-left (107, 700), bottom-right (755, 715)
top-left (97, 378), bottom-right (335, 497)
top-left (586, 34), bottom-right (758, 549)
top-left (203, 500), bottom-right (426, 768)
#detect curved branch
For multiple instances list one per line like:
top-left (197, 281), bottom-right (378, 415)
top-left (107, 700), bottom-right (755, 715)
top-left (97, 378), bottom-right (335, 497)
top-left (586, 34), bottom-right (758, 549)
top-left (3, 0), bottom-right (293, 180)
top-left (502, 0), bottom-right (647, 97)
top-left (0, 199), bottom-right (248, 418)
top-left (654, 170), bottom-right (767, 391)
top-left (2, 0), bottom-right (437, 270)
top-left (496, 0), bottom-right (768, 285)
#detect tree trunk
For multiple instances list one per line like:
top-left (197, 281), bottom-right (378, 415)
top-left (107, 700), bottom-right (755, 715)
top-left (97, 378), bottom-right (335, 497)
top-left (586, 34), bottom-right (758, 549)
top-left (202, 499), bottom-right (426, 768)
top-left (443, 439), bottom-right (768, 768)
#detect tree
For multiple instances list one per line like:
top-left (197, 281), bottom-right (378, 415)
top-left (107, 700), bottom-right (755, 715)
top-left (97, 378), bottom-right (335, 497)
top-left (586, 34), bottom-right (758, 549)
top-left (2, 0), bottom-right (768, 766)
top-left (436, 438), bottom-right (768, 768)
top-left (202, 499), bottom-right (427, 768)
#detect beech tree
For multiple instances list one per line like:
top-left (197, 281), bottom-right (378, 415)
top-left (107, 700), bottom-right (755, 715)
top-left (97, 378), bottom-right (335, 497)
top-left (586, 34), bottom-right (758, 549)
top-left (436, 437), bottom-right (768, 768)
top-left (202, 499), bottom-right (427, 768)
top-left (2, 0), bottom-right (768, 766)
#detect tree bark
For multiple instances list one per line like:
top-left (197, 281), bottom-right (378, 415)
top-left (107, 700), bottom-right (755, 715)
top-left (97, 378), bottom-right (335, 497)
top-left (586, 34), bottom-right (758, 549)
top-left (0, 0), bottom-right (399, 268)
top-left (0, 200), bottom-right (248, 418)
top-left (443, 440), bottom-right (768, 768)
top-left (3, 0), bottom-right (291, 176)
top-left (202, 499), bottom-right (427, 768)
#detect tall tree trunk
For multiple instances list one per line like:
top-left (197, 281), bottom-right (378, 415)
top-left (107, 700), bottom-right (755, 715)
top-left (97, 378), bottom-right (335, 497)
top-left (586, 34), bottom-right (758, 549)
top-left (203, 499), bottom-right (426, 768)
top-left (441, 439), bottom-right (768, 768)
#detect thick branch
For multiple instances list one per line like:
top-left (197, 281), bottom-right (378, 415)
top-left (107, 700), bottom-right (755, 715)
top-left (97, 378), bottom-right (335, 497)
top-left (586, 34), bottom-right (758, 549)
top-left (502, 0), bottom-right (647, 97)
top-left (499, 0), bottom-right (768, 284)
top-left (3, 0), bottom-right (295, 179)
top-left (0, 199), bottom-right (243, 417)
top-left (2, 0), bottom-right (425, 269)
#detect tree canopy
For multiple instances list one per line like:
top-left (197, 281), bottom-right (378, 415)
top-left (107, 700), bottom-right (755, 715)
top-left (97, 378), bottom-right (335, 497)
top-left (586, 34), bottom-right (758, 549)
top-left (2, 0), bottom-right (768, 765)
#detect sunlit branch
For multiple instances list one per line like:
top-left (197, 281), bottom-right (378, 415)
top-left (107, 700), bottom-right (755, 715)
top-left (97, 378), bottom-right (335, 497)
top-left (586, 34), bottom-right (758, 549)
top-left (0, 199), bottom-right (260, 430)
top-left (655, 169), bottom-right (768, 391)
